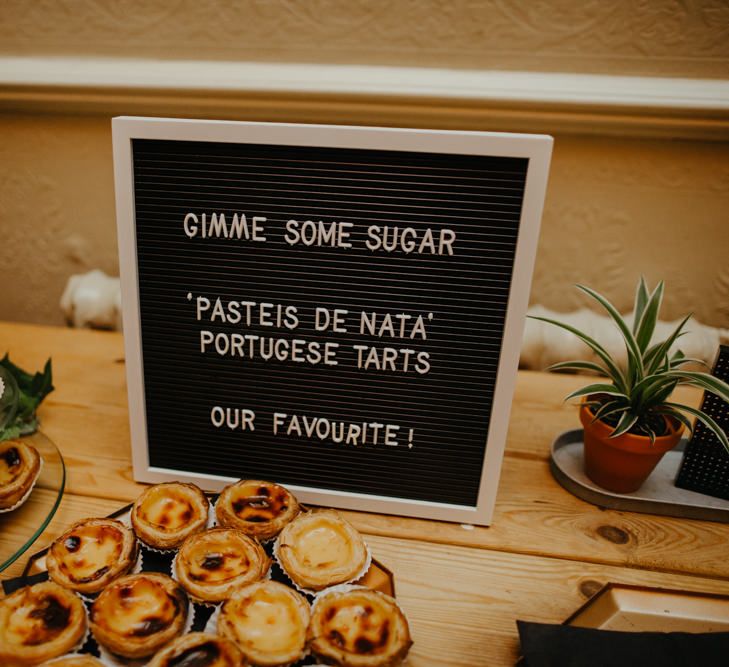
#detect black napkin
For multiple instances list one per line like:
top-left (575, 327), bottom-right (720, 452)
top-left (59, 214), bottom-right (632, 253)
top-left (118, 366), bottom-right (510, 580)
top-left (517, 620), bottom-right (729, 667)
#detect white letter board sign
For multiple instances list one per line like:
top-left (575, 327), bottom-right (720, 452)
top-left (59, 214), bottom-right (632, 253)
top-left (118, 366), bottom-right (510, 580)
top-left (113, 117), bottom-right (552, 525)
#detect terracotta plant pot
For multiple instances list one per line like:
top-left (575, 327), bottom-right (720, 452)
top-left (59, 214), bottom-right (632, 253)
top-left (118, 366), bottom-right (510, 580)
top-left (579, 401), bottom-right (684, 493)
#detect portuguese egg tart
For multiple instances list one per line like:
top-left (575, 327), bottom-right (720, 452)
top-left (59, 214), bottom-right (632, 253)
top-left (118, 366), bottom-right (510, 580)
top-left (216, 480), bottom-right (300, 541)
top-left (41, 656), bottom-right (105, 666)
top-left (0, 440), bottom-right (41, 510)
top-left (148, 632), bottom-right (246, 667)
top-left (90, 572), bottom-right (188, 659)
top-left (277, 510), bottom-right (368, 591)
top-left (218, 580), bottom-right (310, 667)
top-left (131, 481), bottom-right (210, 549)
top-left (0, 581), bottom-right (87, 667)
top-left (46, 517), bottom-right (138, 595)
top-left (308, 588), bottom-right (412, 667)
top-left (175, 528), bottom-right (270, 603)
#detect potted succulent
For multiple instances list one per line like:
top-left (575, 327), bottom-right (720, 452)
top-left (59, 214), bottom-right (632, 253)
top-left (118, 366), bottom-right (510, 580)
top-left (531, 278), bottom-right (729, 493)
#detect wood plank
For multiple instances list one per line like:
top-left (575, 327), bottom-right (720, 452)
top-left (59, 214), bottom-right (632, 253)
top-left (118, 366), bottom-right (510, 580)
top-left (5, 492), bottom-right (729, 666)
top-left (364, 535), bottom-right (729, 666)
top-left (2, 322), bottom-right (726, 581)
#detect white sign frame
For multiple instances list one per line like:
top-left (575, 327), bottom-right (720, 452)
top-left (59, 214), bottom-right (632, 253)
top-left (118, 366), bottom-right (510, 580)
top-left (112, 116), bottom-right (552, 525)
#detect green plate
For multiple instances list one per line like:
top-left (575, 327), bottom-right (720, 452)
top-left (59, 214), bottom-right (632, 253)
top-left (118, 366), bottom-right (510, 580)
top-left (0, 432), bottom-right (65, 572)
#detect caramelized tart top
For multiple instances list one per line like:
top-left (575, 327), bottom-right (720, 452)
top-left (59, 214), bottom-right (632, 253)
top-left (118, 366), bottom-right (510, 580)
top-left (0, 443), bottom-right (25, 485)
top-left (219, 581), bottom-right (309, 665)
top-left (277, 510), bottom-right (368, 591)
top-left (176, 528), bottom-right (269, 595)
top-left (49, 519), bottom-right (133, 587)
top-left (0, 581), bottom-right (86, 652)
top-left (91, 573), bottom-right (186, 639)
top-left (216, 480), bottom-right (299, 541)
top-left (147, 632), bottom-right (246, 667)
top-left (137, 486), bottom-right (203, 533)
top-left (309, 588), bottom-right (412, 665)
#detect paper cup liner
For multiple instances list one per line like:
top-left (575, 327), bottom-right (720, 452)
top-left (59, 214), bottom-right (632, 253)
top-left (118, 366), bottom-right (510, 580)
top-left (0, 455), bottom-right (43, 513)
top-left (94, 599), bottom-right (197, 667)
top-left (272, 535), bottom-right (372, 597)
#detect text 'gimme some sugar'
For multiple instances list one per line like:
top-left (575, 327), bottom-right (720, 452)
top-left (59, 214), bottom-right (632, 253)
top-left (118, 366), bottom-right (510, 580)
top-left (183, 212), bottom-right (457, 255)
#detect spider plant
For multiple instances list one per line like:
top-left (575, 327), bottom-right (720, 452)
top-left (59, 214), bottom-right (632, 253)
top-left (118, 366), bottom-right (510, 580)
top-left (529, 278), bottom-right (729, 452)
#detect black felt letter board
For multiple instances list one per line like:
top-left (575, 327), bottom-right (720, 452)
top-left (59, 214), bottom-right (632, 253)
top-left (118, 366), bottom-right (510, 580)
top-left (132, 139), bottom-right (528, 508)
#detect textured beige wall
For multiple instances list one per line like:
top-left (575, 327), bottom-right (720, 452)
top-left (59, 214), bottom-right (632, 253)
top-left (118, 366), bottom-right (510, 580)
top-left (1, 1), bottom-right (728, 328)
top-left (1, 0), bottom-right (728, 77)
top-left (1, 113), bottom-right (727, 328)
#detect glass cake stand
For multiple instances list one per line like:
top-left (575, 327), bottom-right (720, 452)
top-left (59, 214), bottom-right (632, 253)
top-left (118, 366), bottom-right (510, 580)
top-left (0, 431), bottom-right (65, 572)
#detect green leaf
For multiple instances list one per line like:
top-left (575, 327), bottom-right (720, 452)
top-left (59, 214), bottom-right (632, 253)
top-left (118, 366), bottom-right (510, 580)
top-left (575, 284), bottom-right (643, 379)
top-left (663, 402), bottom-right (729, 455)
top-left (0, 423), bottom-right (22, 441)
top-left (631, 373), bottom-right (677, 410)
top-left (0, 355), bottom-right (54, 443)
top-left (610, 411), bottom-right (639, 438)
top-left (653, 405), bottom-right (694, 436)
top-left (528, 315), bottom-right (626, 391)
top-left (669, 354), bottom-right (707, 369)
top-left (667, 370), bottom-right (729, 404)
top-left (634, 281), bottom-right (664, 353)
top-left (632, 276), bottom-right (650, 334)
top-left (547, 360), bottom-right (611, 377)
top-left (564, 383), bottom-right (628, 402)
top-left (642, 426), bottom-right (657, 446)
top-left (644, 315), bottom-right (691, 375)
top-left (591, 400), bottom-right (628, 424)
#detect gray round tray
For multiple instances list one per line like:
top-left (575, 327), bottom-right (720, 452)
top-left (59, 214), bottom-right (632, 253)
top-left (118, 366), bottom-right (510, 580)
top-left (550, 429), bottom-right (729, 523)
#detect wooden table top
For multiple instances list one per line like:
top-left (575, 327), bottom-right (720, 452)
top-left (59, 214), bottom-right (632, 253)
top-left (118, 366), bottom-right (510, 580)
top-left (2, 320), bottom-right (728, 665)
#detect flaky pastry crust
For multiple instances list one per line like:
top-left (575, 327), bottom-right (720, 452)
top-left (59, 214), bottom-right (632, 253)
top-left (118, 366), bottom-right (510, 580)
top-left (218, 581), bottom-right (310, 667)
top-left (46, 517), bottom-right (138, 594)
top-left (0, 581), bottom-right (87, 667)
top-left (41, 656), bottom-right (105, 666)
top-left (147, 632), bottom-right (247, 667)
top-left (0, 440), bottom-right (41, 509)
top-left (131, 482), bottom-right (210, 549)
top-left (90, 572), bottom-right (188, 659)
top-left (308, 588), bottom-right (412, 667)
top-left (175, 528), bottom-right (270, 603)
top-left (277, 510), bottom-right (368, 591)
top-left (216, 480), bottom-right (300, 541)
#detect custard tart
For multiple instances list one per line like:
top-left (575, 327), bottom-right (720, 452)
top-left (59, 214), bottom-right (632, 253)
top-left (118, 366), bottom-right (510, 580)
top-left (131, 481), bottom-right (210, 549)
top-left (216, 480), bottom-right (299, 541)
top-left (46, 517), bottom-right (138, 595)
top-left (308, 588), bottom-right (412, 667)
top-left (218, 580), bottom-right (310, 667)
top-left (0, 440), bottom-right (41, 510)
top-left (148, 632), bottom-right (246, 667)
top-left (90, 572), bottom-right (188, 659)
top-left (175, 528), bottom-right (270, 603)
top-left (0, 581), bottom-right (87, 666)
top-left (277, 510), bottom-right (368, 591)
top-left (41, 656), bottom-right (105, 666)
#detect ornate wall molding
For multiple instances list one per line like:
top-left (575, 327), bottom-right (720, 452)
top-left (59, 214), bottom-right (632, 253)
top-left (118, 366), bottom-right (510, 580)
top-left (1, 57), bottom-right (729, 140)
top-left (1, 1), bottom-right (728, 78)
